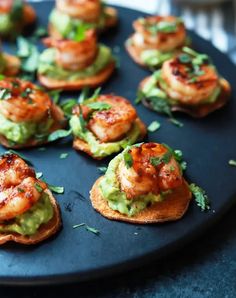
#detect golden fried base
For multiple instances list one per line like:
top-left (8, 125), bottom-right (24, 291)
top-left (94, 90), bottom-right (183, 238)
top-left (38, 61), bottom-right (115, 91)
top-left (140, 77), bottom-right (231, 118)
top-left (125, 36), bottom-right (146, 67)
top-left (0, 189), bottom-right (61, 245)
top-left (3, 54), bottom-right (21, 76)
top-left (0, 104), bottom-right (66, 149)
top-left (90, 177), bottom-right (192, 224)
top-left (73, 118), bottom-right (147, 160)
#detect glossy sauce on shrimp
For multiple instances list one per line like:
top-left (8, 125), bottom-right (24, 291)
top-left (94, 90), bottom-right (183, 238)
top-left (0, 154), bottom-right (47, 221)
top-left (56, 0), bottom-right (101, 22)
top-left (161, 56), bottom-right (219, 104)
top-left (118, 143), bottom-right (182, 199)
top-left (73, 95), bottom-right (137, 142)
top-left (132, 16), bottom-right (186, 52)
top-left (0, 78), bottom-right (52, 123)
top-left (43, 29), bottom-right (98, 71)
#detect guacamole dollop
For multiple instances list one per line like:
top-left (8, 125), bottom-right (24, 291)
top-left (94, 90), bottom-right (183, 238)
top-left (0, 193), bottom-right (54, 236)
top-left (99, 149), bottom-right (165, 217)
top-left (49, 8), bottom-right (107, 37)
top-left (142, 70), bottom-right (221, 105)
top-left (70, 115), bottom-right (141, 158)
top-left (141, 49), bottom-right (174, 68)
top-left (38, 45), bottom-right (113, 81)
top-left (0, 113), bottom-right (54, 145)
top-left (0, 14), bottom-right (14, 35)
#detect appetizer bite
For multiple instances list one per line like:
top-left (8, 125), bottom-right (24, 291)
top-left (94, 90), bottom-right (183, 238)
top-left (70, 94), bottom-right (146, 159)
top-left (126, 16), bottom-right (188, 69)
top-left (0, 46), bottom-right (20, 76)
top-left (48, 0), bottom-right (117, 39)
top-left (90, 142), bottom-right (192, 223)
top-left (0, 0), bottom-right (36, 38)
top-left (0, 78), bottom-right (66, 148)
top-left (38, 30), bottom-right (115, 90)
top-left (0, 153), bottom-right (61, 245)
top-left (137, 47), bottom-right (231, 118)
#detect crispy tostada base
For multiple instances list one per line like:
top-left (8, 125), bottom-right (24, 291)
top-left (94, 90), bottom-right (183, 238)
top-left (90, 177), bottom-right (192, 224)
top-left (38, 61), bottom-right (115, 91)
top-left (0, 189), bottom-right (61, 245)
top-left (73, 118), bottom-right (147, 160)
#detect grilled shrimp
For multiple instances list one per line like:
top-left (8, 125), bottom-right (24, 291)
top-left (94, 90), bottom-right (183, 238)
top-left (73, 95), bottom-right (137, 142)
top-left (43, 30), bottom-right (97, 71)
top-left (161, 57), bottom-right (219, 104)
top-left (56, 0), bottom-right (101, 22)
top-left (0, 0), bottom-right (35, 24)
top-left (0, 154), bottom-right (47, 221)
top-left (132, 16), bottom-right (186, 52)
top-left (0, 78), bottom-right (52, 123)
top-left (118, 143), bottom-right (182, 199)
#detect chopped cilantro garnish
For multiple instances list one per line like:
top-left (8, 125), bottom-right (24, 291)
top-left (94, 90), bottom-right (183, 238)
top-left (150, 151), bottom-right (172, 167)
top-left (229, 159), bottom-right (236, 167)
top-left (60, 153), bottom-right (68, 159)
top-left (60, 99), bottom-right (77, 117)
top-left (34, 183), bottom-right (43, 193)
top-left (98, 166), bottom-right (107, 173)
top-left (17, 187), bottom-right (25, 193)
top-left (36, 172), bottom-right (43, 179)
top-left (48, 184), bottom-right (64, 194)
top-left (169, 118), bottom-right (184, 127)
top-left (0, 88), bottom-right (11, 100)
top-left (48, 129), bottom-right (72, 142)
top-left (48, 89), bottom-right (62, 104)
top-left (147, 121), bottom-right (161, 132)
top-left (189, 183), bottom-right (210, 211)
top-left (86, 102), bottom-right (111, 111)
top-left (124, 150), bottom-right (133, 168)
top-left (73, 223), bottom-right (99, 235)
top-left (5, 150), bottom-right (32, 165)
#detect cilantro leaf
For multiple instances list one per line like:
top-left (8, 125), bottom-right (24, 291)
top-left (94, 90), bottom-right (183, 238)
top-left (73, 223), bottom-right (100, 235)
top-left (189, 183), bottom-right (210, 211)
top-left (124, 150), bottom-right (133, 168)
top-left (86, 102), bottom-right (111, 111)
top-left (78, 104), bottom-right (87, 133)
top-left (229, 159), bottom-right (236, 167)
top-left (78, 87), bottom-right (90, 103)
top-left (48, 184), bottom-right (64, 194)
top-left (150, 151), bottom-right (172, 167)
top-left (0, 88), bottom-right (11, 100)
top-left (147, 121), bottom-right (161, 132)
top-left (48, 89), bottom-right (62, 104)
top-left (60, 99), bottom-right (77, 117)
top-left (60, 153), bottom-right (68, 159)
top-left (48, 129), bottom-right (72, 142)
top-left (34, 182), bottom-right (43, 193)
top-left (98, 166), bottom-right (107, 173)
top-left (36, 172), bottom-right (43, 179)
top-left (148, 96), bottom-right (172, 117)
top-left (5, 150), bottom-right (32, 165)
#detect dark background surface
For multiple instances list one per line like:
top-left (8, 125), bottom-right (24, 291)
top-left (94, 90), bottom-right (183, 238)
top-left (1, 1), bottom-right (236, 297)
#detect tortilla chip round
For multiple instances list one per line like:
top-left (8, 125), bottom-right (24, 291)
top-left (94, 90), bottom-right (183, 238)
top-left (90, 177), bottom-right (192, 224)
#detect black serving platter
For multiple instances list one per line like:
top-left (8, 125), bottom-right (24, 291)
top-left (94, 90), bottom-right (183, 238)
top-left (0, 1), bottom-right (236, 286)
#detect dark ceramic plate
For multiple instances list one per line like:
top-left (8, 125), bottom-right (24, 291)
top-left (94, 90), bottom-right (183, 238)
top-left (0, 1), bottom-right (236, 286)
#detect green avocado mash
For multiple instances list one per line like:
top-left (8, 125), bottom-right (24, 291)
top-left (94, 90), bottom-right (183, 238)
top-left (142, 70), bottom-right (221, 105)
top-left (38, 45), bottom-right (113, 81)
top-left (0, 193), bottom-right (53, 236)
top-left (0, 113), bottom-right (54, 145)
top-left (70, 115), bottom-right (141, 158)
top-left (141, 49), bottom-right (174, 68)
top-left (99, 149), bottom-right (166, 216)
top-left (49, 8), bottom-right (107, 37)
top-left (0, 14), bottom-right (14, 35)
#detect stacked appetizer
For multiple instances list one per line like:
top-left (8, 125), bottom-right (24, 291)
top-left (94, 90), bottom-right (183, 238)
top-left (126, 16), bottom-right (188, 69)
top-left (38, 29), bottom-right (115, 90)
top-left (70, 94), bottom-right (147, 159)
top-left (49, 0), bottom-right (118, 39)
top-left (137, 47), bottom-right (231, 117)
top-left (0, 153), bottom-right (61, 245)
top-left (0, 78), bottom-right (66, 148)
top-left (90, 142), bottom-right (192, 223)
top-left (0, 0), bottom-right (36, 38)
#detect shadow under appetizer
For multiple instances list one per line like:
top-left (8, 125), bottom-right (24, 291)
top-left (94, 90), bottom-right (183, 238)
top-left (0, 153), bottom-right (61, 245)
top-left (90, 142), bottom-right (192, 223)
top-left (0, 45), bottom-right (20, 76)
top-left (126, 16), bottom-right (188, 70)
top-left (0, 0), bottom-right (36, 38)
top-left (0, 78), bottom-right (66, 148)
top-left (137, 47), bottom-right (231, 118)
top-left (38, 29), bottom-right (115, 90)
top-left (48, 0), bottom-right (117, 39)
top-left (70, 94), bottom-right (147, 159)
